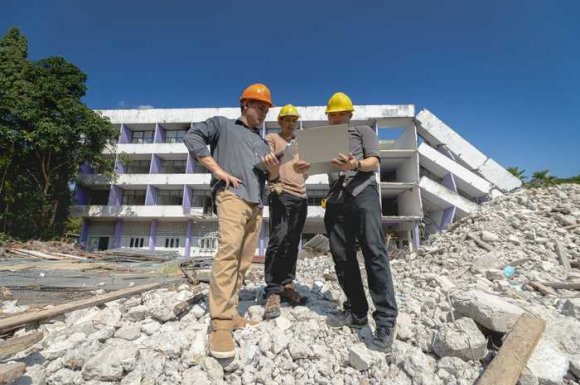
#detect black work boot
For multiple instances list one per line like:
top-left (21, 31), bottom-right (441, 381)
top-left (326, 310), bottom-right (368, 328)
top-left (371, 325), bottom-right (396, 353)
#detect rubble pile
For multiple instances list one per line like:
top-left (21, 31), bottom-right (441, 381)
top-left (1, 185), bottom-right (579, 385)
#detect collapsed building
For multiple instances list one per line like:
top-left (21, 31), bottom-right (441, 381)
top-left (72, 105), bottom-right (521, 255)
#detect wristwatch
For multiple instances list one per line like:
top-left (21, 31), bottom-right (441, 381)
top-left (353, 160), bottom-right (362, 171)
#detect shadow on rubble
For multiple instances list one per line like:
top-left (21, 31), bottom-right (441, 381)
top-left (237, 282), bottom-right (343, 319)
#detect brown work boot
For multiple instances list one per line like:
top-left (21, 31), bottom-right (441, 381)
top-left (208, 329), bottom-right (236, 359)
top-left (263, 294), bottom-right (281, 319)
top-left (234, 313), bottom-right (259, 330)
top-left (282, 284), bottom-right (308, 306)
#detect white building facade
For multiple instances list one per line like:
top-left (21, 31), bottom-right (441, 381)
top-left (73, 104), bottom-right (520, 257)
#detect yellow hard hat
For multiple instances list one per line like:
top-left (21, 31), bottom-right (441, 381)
top-left (325, 92), bottom-right (354, 114)
top-left (278, 104), bottom-right (300, 120)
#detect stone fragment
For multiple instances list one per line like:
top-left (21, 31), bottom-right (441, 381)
top-left (115, 324), bottom-right (141, 340)
top-left (470, 252), bottom-right (501, 274)
top-left (433, 318), bottom-right (488, 361)
top-left (82, 344), bottom-right (138, 381)
top-left (203, 356), bottom-right (224, 381)
top-left (526, 339), bottom-right (569, 385)
top-left (451, 289), bottom-right (524, 332)
top-left (288, 342), bottom-right (312, 360)
top-left (481, 231), bottom-right (500, 242)
top-left (570, 354), bottom-right (580, 378)
top-left (561, 298), bottom-right (580, 319)
top-left (348, 344), bottom-right (379, 371)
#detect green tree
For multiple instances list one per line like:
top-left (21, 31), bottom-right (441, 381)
top-left (529, 169), bottom-right (557, 187)
top-left (0, 27), bottom-right (117, 240)
top-left (507, 167), bottom-right (526, 181)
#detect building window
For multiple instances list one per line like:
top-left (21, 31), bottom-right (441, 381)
top-left (164, 237), bottom-right (180, 248)
top-left (122, 190), bottom-right (146, 205)
top-left (157, 190), bottom-right (183, 205)
top-left (306, 190), bottom-right (328, 206)
top-left (126, 160), bottom-right (151, 174)
top-left (191, 190), bottom-right (211, 207)
top-left (89, 189), bottom-right (110, 205)
top-left (165, 130), bottom-right (186, 143)
top-left (129, 237), bottom-right (145, 248)
top-left (162, 159), bottom-right (186, 174)
top-left (131, 130), bottom-right (154, 144)
top-left (307, 197), bottom-right (325, 206)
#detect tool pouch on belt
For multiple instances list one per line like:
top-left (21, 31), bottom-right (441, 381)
top-left (270, 182), bottom-right (284, 195)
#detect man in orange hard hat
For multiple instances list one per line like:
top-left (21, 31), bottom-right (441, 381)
top-left (294, 92), bottom-right (398, 353)
top-left (263, 104), bottom-right (308, 320)
top-left (184, 83), bottom-right (280, 358)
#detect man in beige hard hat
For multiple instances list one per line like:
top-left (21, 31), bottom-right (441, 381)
top-left (294, 92), bottom-right (398, 352)
top-left (184, 83), bottom-right (280, 358)
top-left (263, 104), bottom-right (308, 320)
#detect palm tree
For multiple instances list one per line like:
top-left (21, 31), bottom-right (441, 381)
top-left (530, 169), bottom-right (557, 187)
top-left (507, 167), bottom-right (526, 181)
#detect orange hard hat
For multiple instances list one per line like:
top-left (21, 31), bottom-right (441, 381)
top-left (240, 83), bottom-right (273, 107)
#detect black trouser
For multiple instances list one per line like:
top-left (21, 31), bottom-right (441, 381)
top-left (324, 185), bottom-right (398, 328)
top-left (264, 192), bottom-right (308, 296)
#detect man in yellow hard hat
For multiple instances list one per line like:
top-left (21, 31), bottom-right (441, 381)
top-left (184, 83), bottom-right (280, 359)
top-left (263, 104), bottom-right (308, 319)
top-left (294, 92), bottom-right (398, 352)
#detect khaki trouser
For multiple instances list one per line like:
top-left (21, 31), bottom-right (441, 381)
top-left (209, 190), bottom-right (262, 330)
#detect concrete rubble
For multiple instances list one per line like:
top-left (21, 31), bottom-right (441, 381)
top-left (1, 184), bottom-right (579, 385)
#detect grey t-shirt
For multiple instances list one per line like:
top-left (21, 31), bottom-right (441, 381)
top-left (184, 116), bottom-right (270, 207)
top-left (327, 125), bottom-right (380, 197)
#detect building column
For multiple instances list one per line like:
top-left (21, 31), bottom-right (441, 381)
top-left (113, 219), bottom-right (123, 249)
top-left (411, 223), bottom-right (420, 251)
top-left (119, 124), bottom-right (131, 144)
top-left (154, 123), bottom-right (166, 144)
top-left (145, 185), bottom-right (158, 206)
top-left (149, 219), bottom-right (158, 250)
top-left (108, 185), bottom-right (123, 206)
top-left (440, 172), bottom-right (457, 231)
top-left (80, 219), bottom-right (90, 249)
top-left (74, 185), bottom-right (90, 205)
top-left (185, 220), bottom-right (193, 258)
top-left (150, 154), bottom-right (162, 174)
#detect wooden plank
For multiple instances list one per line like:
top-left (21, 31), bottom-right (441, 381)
top-left (7, 248), bottom-right (63, 260)
top-left (554, 241), bottom-right (571, 271)
top-left (0, 282), bottom-right (165, 334)
top-left (466, 233), bottom-right (493, 252)
top-left (0, 332), bottom-right (43, 360)
top-left (527, 281), bottom-right (556, 296)
top-left (0, 362), bottom-right (26, 385)
top-left (538, 281), bottom-right (580, 290)
top-left (51, 252), bottom-right (90, 261)
top-left (476, 313), bottom-right (545, 385)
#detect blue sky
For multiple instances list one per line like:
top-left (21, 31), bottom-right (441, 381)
top-left (2, 0), bottom-right (579, 177)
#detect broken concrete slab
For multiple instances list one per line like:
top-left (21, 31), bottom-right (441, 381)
top-left (478, 157), bottom-right (522, 192)
top-left (348, 344), bottom-right (380, 371)
top-left (416, 109), bottom-right (488, 171)
top-left (416, 109), bottom-right (522, 192)
top-left (450, 289), bottom-right (524, 333)
top-left (470, 252), bottom-right (502, 274)
top-left (417, 142), bottom-right (492, 198)
top-left (433, 317), bottom-right (488, 361)
top-left (526, 339), bottom-right (569, 385)
top-left (419, 176), bottom-right (479, 217)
